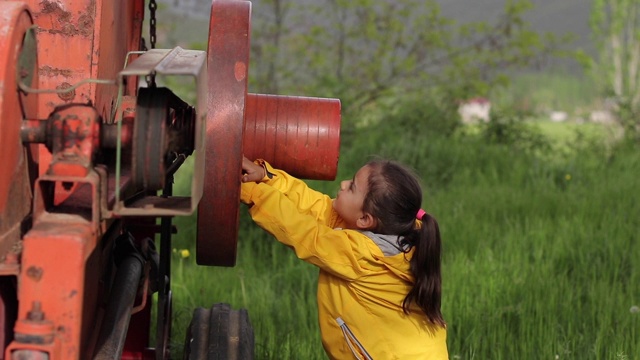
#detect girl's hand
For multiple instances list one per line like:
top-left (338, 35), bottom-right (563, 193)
top-left (242, 156), bottom-right (266, 183)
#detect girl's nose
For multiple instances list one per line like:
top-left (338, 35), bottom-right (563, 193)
top-left (340, 180), bottom-right (349, 190)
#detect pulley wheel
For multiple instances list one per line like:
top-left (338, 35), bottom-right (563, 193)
top-left (196, 0), bottom-right (251, 266)
top-left (0, 3), bottom-right (38, 213)
top-left (132, 87), bottom-right (173, 191)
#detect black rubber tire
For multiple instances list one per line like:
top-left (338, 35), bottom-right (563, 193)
top-left (183, 303), bottom-right (254, 360)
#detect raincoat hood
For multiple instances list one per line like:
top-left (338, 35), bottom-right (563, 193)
top-left (358, 230), bottom-right (416, 283)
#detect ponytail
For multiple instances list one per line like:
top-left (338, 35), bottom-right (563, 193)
top-left (402, 212), bottom-right (445, 327)
top-left (362, 160), bottom-right (445, 327)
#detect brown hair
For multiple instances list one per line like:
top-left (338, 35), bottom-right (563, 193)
top-left (363, 159), bottom-right (445, 327)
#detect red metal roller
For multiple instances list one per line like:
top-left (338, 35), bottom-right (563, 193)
top-left (196, 0), bottom-right (251, 266)
top-left (243, 94), bottom-right (341, 181)
top-left (196, 1), bottom-right (342, 267)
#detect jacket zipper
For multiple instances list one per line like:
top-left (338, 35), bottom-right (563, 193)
top-left (336, 317), bottom-right (373, 360)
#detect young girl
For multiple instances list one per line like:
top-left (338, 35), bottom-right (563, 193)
top-left (240, 156), bottom-right (448, 360)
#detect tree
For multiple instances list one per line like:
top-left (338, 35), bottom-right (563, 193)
top-left (249, 0), bottom-right (565, 117)
top-left (250, 0), bottom-right (293, 94)
top-left (589, 0), bottom-right (640, 138)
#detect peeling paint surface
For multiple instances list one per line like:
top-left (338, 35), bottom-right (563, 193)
top-left (35, 1), bottom-right (94, 38)
top-left (56, 82), bottom-right (75, 101)
top-left (26, 266), bottom-right (43, 281)
top-left (40, 0), bottom-right (71, 21)
top-left (39, 65), bottom-right (73, 78)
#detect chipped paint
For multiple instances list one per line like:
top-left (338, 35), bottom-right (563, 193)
top-left (37, 0), bottom-right (95, 38)
top-left (26, 266), bottom-right (43, 281)
top-left (234, 61), bottom-right (247, 82)
top-left (77, 13), bottom-right (93, 37)
top-left (39, 65), bottom-right (72, 78)
top-left (56, 82), bottom-right (75, 101)
top-left (39, 1), bottom-right (71, 22)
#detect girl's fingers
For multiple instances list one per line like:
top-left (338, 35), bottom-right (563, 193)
top-left (240, 156), bottom-right (267, 182)
top-left (241, 170), bottom-right (261, 183)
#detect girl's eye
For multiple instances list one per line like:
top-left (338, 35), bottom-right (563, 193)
top-left (349, 182), bottom-right (354, 191)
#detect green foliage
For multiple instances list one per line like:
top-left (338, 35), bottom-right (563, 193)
top-left (613, 97), bottom-right (640, 142)
top-left (589, 0), bottom-right (640, 138)
top-left (250, 0), bottom-right (568, 119)
top-left (479, 110), bottom-right (551, 154)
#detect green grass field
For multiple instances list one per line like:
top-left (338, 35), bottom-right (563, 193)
top-left (141, 5), bottom-right (640, 358)
top-left (164, 116), bottom-right (639, 359)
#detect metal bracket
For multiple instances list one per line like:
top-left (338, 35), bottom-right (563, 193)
top-left (113, 47), bottom-right (206, 216)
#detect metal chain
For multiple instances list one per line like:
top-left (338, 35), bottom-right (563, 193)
top-left (149, 0), bottom-right (157, 49)
top-left (147, 0), bottom-right (158, 87)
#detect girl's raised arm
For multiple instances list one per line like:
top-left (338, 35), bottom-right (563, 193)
top-left (242, 181), bottom-right (368, 280)
top-left (242, 157), bottom-right (338, 226)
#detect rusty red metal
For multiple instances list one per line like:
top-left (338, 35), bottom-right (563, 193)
top-left (13, 301), bottom-right (55, 345)
top-left (0, 11), bottom-right (37, 355)
top-left (0, 3), bottom-right (36, 213)
top-left (2, 0), bottom-right (343, 358)
top-left (3, 1), bottom-right (149, 359)
top-left (197, 0), bottom-right (252, 266)
top-left (243, 94), bottom-right (341, 181)
top-left (22, 0), bottom-right (144, 121)
top-left (6, 220), bottom-right (97, 359)
top-left (46, 106), bottom-right (101, 178)
top-left (8, 168), bottom-right (119, 359)
top-left (22, 0), bottom-right (145, 177)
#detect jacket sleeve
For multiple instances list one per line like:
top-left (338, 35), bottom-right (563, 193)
top-left (241, 181), bottom-right (371, 280)
top-left (244, 159), bottom-right (339, 227)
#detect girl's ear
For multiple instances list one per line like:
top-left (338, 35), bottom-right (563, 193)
top-left (356, 212), bottom-right (377, 230)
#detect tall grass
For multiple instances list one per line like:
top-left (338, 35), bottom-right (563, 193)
top-left (439, 143), bottom-right (639, 359)
top-left (167, 107), bottom-right (639, 359)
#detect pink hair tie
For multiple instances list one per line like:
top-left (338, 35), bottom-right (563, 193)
top-left (416, 209), bottom-right (426, 220)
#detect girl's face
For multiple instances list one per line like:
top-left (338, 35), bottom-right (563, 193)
top-left (333, 165), bottom-right (371, 229)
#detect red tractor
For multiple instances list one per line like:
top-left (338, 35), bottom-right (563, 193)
top-left (0, 0), bottom-right (341, 358)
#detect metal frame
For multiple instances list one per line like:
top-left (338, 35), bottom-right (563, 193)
top-left (113, 47), bottom-right (207, 216)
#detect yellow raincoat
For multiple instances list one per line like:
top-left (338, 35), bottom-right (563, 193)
top-left (240, 161), bottom-right (448, 360)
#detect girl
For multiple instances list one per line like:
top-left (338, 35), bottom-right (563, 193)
top-left (240, 156), bottom-right (448, 360)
